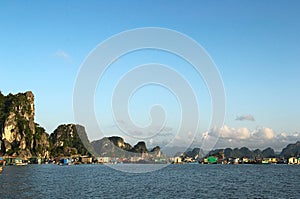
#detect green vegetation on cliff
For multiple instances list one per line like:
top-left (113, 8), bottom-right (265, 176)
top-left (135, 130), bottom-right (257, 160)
top-left (0, 91), bottom-right (48, 158)
top-left (49, 124), bottom-right (90, 157)
top-left (0, 91), bottom-right (93, 159)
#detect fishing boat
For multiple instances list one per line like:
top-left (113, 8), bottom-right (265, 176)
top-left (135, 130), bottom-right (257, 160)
top-left (15, 157), bottom-right (28, 166)
top-left (15, 162), bottom-right (28, 166)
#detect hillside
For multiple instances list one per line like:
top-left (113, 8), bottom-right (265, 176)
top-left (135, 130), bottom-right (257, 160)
top-left (49, 124), bottom-right (91, 158)
top-left (280, 141), bottom-right (300, 158)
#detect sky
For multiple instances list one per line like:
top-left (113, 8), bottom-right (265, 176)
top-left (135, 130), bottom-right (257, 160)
top-left (1, 0), bottom-right (300, 151)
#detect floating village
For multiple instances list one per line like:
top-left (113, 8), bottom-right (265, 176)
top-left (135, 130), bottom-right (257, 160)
top-left (1, 151), bottom-right (300, 174)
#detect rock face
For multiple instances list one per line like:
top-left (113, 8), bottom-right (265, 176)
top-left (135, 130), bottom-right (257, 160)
top-left (49, 124), bottom-right (90, 158)
top-left (253, 149), bottom-right (262, 158)
top-left (91, 137), bottom-right (161, 158)
top-left (0, 91), bottom-right (50, 158)
top-left (91, 137), bottom-right (130, 157)
top-left (184, 148), bottom-right (204, 159)
top-left (133, 141), bottom-right (148, 153)
top-left (108, 136), bottom-right (133, 151)
top-left (280, 141), bottom-right (300, 158)
top-left (208, 146), bottom-right (276, 159)
top-left (261, 147), bottom-right (275, 158)
top-left (33, 124), bottom-right (50, 158)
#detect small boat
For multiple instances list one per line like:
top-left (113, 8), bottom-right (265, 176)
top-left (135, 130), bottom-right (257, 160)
top-left (0, 166), bottom-right (3, 173)
top-left (15, 157), bottom-right (28, 166)
top-left (15, 162), bottom-right (28, 166)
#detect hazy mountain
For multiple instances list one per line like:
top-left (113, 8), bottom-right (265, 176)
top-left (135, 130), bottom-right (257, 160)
top-left (91, 136), bottom-right (161, 158)
top-left (280, 141), bottom-right (300, 158)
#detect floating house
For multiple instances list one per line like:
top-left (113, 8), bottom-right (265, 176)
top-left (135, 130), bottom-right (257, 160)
top-left (262, 158), bottom-right (278, 164)
top-left (29, 157), bottom-right (43, 164)
top-left (262, 159), bottom-right (269, 164)
top-left (0, 157), bottom-right (4, 165)
top-left (59, 158), bottom-right (72, 166)
top-left (288, 157), bottom-right (300, 164)
top-left (170, 156), bottom-right (182, 164)
top-left (206, 156), bottom-right (218, 164)
top-left (80, 156), bottom-right (92, 164)
top-left (4, 157), bottom-right (27, 165)
top-left (233, 158), bottom-right (240, 164)
top-left (154, 157), bottom-right (167, 163)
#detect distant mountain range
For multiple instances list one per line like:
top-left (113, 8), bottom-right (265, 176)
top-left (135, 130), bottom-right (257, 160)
top-left (182, 142), bottom-right (300, 160)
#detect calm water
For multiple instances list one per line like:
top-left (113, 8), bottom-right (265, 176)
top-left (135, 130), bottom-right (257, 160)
top-left (0, 164), bottom-right (299, 198)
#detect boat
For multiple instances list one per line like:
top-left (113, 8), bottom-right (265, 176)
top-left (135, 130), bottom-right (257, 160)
top-left (15, 157), bottom-right (28, 166)
top-left (0, 166), bottom-right (2, 173)
top-left (15, 162), bottom-right (28, 166)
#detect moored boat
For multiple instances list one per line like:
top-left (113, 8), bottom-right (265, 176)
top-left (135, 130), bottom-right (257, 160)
top-left (15, 157), bottom-right (28, 166)
top-left (15, 162), bottom-right (28, 166)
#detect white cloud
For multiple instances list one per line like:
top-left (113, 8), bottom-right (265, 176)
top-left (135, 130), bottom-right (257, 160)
top-left (54, 49), bottom-right (71, 62)
top-left (207, 125), bottom-right (273, 141)
top-left (195, 125), bottom-right (300, 151)
top-left (206, 125), bottom-right (250, 140)
top-left (236, 114), bottom-right (255, 121)
top-left (252, 127), bottom-right (274, 140)
top-left (237, 127), bottom-right (251, 139)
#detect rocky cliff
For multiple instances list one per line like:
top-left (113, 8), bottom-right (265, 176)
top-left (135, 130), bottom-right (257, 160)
top-left (92, 136), bottom-right (161, 158)
top-left (132, 141), bottom-right (148, 153)
top-left (108, 136), bottom-right (133, 151)
top-left (280, 141), bottom-right (300, 158)
top-left (208, 146), bottom-right (276, 159)
top-left (91, 137), bottom-right (130, 157)
top-left (0, 91), bottom-right (50, 158)
top-left (49, 124), bottom-right (91, 158)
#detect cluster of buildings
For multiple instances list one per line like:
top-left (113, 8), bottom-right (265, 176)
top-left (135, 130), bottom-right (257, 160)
top-left (168, 150), bottom-right (300, 165)
top-left (2, 154), bottom-right (300, 166)
top-left (0, 155), bottom-right (94, 166)
top-left (0, 153), bottom-right (168, 166)
top-left (199, 156), bottom-right (300, 165)
top-left (56, 155), bottom-right (168, 165)
top-left (169, 156), bottom-right (198, 164)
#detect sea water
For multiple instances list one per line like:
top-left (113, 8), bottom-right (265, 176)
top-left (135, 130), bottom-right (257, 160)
top-left (0, 164), bottom-right (299, 198)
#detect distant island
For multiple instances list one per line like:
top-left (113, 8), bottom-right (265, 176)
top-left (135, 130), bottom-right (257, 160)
top-left (0, 91), bottom-right (300, 166)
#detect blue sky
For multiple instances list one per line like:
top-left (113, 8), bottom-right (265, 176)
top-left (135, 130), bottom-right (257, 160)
top-left (1, 1), bottom-right (300, 150)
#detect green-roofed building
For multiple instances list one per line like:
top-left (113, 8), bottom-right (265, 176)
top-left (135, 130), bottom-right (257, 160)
top-left (207, 156), bottom-right (218, 164)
